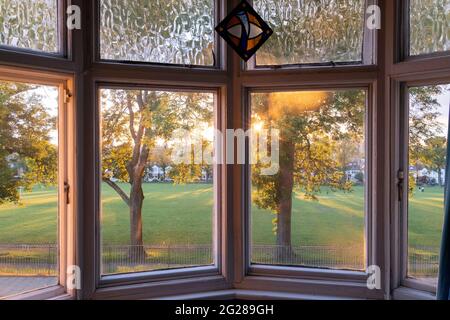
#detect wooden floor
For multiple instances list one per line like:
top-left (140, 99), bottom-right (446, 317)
top-left (0, 277), bottom-right (57, 298)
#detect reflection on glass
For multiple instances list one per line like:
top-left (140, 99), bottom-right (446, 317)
top-left (254, 0), bottom-right (365, 65)
top-left (250, 89), bottom-right (366, 271)
top-left (410, 0), bottom-right (450, 56)
top-left (100, 0), bottom-right (215, 65)
top-left (0, 81), bottom-right (59, 298)
top-left (100, 89), bottom-right (215, 275)
top-left (0, 0), bottom-right (58, 52)
top-left (408, 84), bottom-right (450, 284)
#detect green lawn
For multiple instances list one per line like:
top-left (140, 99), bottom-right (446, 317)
top-left (0, 184), bottom-right (445, 251)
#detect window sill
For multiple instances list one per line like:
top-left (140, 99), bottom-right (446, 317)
top-left (392, 287), bottom-right (436, 300)
top-left (1, 285), bottom-right (66, 301)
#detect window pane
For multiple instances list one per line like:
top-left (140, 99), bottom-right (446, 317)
top-left (100, 89), bottom-right (215, 276)
top-left (100, 0), bottom-right (215, 65)
top-left (410, 0), bottom-right (450, 56)
top-left (0, 81), bottom-right (59, 298)
top-left (250, 89), bottom-right (366, 271)
top-left (408, 84), bottom-right (450, 285)
top-left (0, 0), bottom-right (59, 53)
top-left (254, 0), bottom-right (365, 66)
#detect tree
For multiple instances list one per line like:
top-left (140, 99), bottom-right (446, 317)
top-left (409, 86), bottom-right (445, 185)
top-left (421, 136), bottom-right (447, 187)
top-left (252, 90), bottom-right (365, 258)
top-left (101, 90), bottom-right (212, 259)
top-left (0, 82), bottom-right (57, 204)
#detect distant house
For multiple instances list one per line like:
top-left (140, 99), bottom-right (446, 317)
top-left (5, 153), bottom-right (25, 180)
top-left (345, 159), bottom-right (365, 183)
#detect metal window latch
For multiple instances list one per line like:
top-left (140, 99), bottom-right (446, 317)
top-left (64, 182), bottom-right (70, 205)
top-left (397, 170), bottom-right (405, 202)
top-left (64, 89), bottom-right (72, 104)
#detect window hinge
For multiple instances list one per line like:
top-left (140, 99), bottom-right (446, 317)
top-left (64, 89), bottom-right (72, 104)
top-left (64, 182), bottom-right (70, 205)
top-left (397, 170), bottom-right (405, 202)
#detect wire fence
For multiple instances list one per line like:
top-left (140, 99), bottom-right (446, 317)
top-left (408, 246), bottom-right (440, 278)
top-left (0, 243), bottom-right (441, 277)
top-left (0, 244), bottom-right (57, 276)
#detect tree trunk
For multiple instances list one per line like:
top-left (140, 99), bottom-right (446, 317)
top-left (129, 174), bottom-right (145, 262)
top-left (438, 168), bottom-right (443, 187)
top-left (276, 138), bottom-right (295, 262)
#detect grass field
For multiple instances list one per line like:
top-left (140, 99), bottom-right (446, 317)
top-left (0, 183), bottom-right (444, 250)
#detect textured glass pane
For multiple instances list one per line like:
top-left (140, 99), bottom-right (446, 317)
top-left (100, 89), bottom-right (215, 275)
top-left (0, 0), bottom-right (58, 52)
top-left (410, 0), bottom-right (450, 55)
top-left (100, 0), bottom-right (215, 65)
top-left (408, 84), bottom-right (450, 285)
top-left (254, 0), bottom-right (365, 65)
top-left (250, 89), bottom-right (366, 271)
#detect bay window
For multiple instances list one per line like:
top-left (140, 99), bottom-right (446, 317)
top-left (0, 0), bottom-right (450, 300)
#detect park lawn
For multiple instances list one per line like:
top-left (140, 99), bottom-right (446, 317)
top-left (0, 184), bottom-right (445, 251)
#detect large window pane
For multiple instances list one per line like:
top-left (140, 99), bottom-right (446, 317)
top-left (410, 0), bottom-right (450, 56)
top-left (0, 0), bottom-right (59, 53)
top-left (408, 84), bottom-right (450, 285)
top-left (254, 0), bottom-right (365, 66)
top-left (100, 88), bottom-right (215, 276)
top-left (250, 89), bottom-right (367, 271)
top-left (0, 80), bottom-right (59, 298)
top-left (100, 0), bottom-right (215, 66)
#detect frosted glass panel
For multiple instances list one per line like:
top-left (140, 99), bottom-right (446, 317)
top-left (100, 0), bottom-right (215, 66)
top-left (254, 0), bottom-right (365, 66)
top-left (410, 0), bottom-right (450, 56)
top-left (0, 0), bottom-right (58, 52)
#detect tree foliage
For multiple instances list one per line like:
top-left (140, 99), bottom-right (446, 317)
top-left (0, 81), bottom-right (57, 204)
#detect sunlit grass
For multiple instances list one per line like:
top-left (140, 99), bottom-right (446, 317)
top-left (0, 184), bottom-right (445, 251)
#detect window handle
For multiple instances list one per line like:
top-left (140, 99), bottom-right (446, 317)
top-left (64, 182), bottom-right (70, 205)
top-left (397, 170), bottom-right (405, 202)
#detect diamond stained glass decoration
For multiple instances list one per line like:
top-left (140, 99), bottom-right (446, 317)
top-left (215, 0), bottom-right (273, 62)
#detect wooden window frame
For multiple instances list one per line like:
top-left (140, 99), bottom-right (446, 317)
top-left (0, 66), bottom-right (77, 300)
top-left (0, 0), bottom-right (70, 59)
top-left (390, 74), bottom-right (450, 298)
top-left (245, 0), bottom-right (378, 70)
top-left (1, 0), bottom-right (449, 300)
top-left (93, 83), bottom-right (225, 287)
top-left (93, 0), bottom-right (224, 70)
top-left (396, 0), bottom-right (450, 63)
top-left (389, 0), bottom-right (450, 300)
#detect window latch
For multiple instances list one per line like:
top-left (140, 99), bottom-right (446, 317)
top-left (64, 182), bottom-right (70, 205)
top-left (397, 170), bottom-right (405, 202)
top-left (64, 89), bottom-right (72, 104)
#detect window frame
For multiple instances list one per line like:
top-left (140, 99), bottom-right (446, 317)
top-left (3, 0), bottom-right (450, 300)
top-left (0, 0), bottom-right (69, 58)
top-left (396, 0), bottom-right (450, 63)
top-left (0, 66), bottom-right (77, 300)
top-left (94, 82), bottom-right (225, 287)
top-left (245, 0), bottom-right (378, 70)
top-left (236, 82), bottom-right (380, 299)
top-left (93, 0), bottom-right (224, 70)
top-left (392, 76), bottom-right (450, 295)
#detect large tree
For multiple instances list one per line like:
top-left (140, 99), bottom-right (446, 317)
top-left (101, 90), bottom-right (212, 259)
top-left (252, 90), bottom-right (365, 257)
top-left (0, 82), bottom-right (57, 204)
top-left (409, 86), bottom-right (445, 184)
top-left (421, 136), bottom-right (447, 187)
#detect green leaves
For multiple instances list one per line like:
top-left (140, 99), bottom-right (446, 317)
top-left (0, 81), bottom-right (58, 203)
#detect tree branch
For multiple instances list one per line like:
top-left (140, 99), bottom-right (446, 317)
top-left (102, 178), bottom-right (131, 208)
